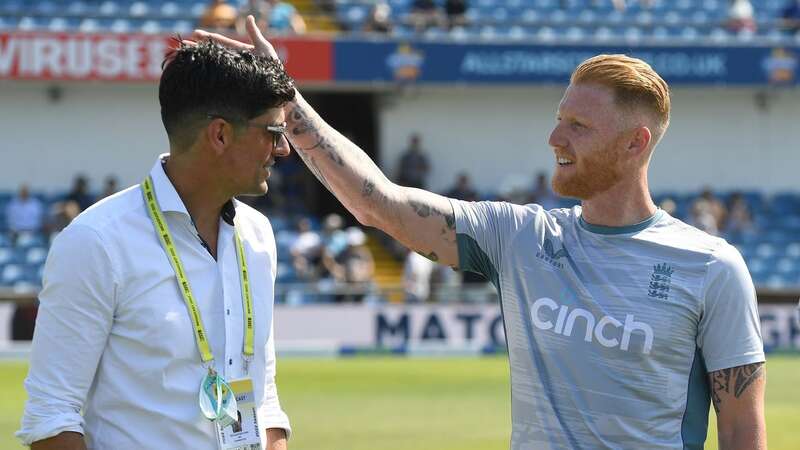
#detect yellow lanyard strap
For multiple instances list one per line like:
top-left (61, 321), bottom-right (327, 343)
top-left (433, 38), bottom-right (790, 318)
top-left (142, 176), bottom-right (254, 365)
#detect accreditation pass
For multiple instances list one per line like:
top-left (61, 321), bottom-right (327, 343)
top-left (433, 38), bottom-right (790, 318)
top-left (216, 378), bottom-right (262, 450)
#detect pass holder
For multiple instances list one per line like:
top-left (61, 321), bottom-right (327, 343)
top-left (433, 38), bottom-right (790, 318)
top-left (199, 366), bottom-right (238, 429)
top-left (216, 377), bottom-right (263, 450)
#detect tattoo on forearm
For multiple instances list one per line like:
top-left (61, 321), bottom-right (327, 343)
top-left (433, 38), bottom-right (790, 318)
top-left (409, 200), bottom-right (456, 231)
top-left (710, 362), bottom-right (764, 413)
top-left (362, 179), bottom-right (375, 197)
top-left (410, 200), bottom-right (432, 217)
top-left (287, 103), bottom-right (344, 167)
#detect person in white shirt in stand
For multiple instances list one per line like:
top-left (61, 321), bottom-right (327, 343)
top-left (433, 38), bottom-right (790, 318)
top-left (18, 39), bottom-right (295, 450)
top-left (5, 184), bottom-right (44, 239)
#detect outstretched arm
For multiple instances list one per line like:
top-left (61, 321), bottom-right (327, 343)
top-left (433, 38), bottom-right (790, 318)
top-left (285, 93), bottom-right (457, 266)
top-left (709, 362), bottom-right (767, 450)
top-left (193, 18), bottom-right (458, 267)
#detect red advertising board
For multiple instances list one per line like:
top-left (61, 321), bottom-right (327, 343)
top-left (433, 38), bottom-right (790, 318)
top-left (0, 32), bottom-right (333, 83)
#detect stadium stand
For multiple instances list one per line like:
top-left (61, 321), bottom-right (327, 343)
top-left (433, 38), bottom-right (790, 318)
top-left (0, 0), bottom-right (798, 43)
top-left (1, 0), bottom-right (799, 294)
top-left (1, 185), bottom-right (800, 293)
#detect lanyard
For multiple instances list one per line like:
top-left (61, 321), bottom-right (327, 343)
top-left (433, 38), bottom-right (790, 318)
top-left (141, 176), bottom-right (254, 369)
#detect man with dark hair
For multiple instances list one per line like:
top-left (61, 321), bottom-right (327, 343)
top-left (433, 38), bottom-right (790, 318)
top-left (201, 20), bottom-right (765, 449)
top-left (19, 39), bottom-right (295, 450)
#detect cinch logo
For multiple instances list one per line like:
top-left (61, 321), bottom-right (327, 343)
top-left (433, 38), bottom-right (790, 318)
top-left (536, 239), bottom-right (568, 269)
top-left (531, 297), bottom-right (654, 354)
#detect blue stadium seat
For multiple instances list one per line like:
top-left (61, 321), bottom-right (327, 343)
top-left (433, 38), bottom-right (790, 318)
top-left (1, 264), bottom-right (24, 286)
top-left (16, 232), bottom-right (46, 250)
top-left (519, 9), bottom-right (541, 26)
top-left (66, 0), bottom-right (89, 15)
top-left (110, 18), bottom-right (133, 33)
top-left (160, 2), bottom-right (181, 18)
top-left (98, 1), bottom-right (121, 18)
top-left (129, 1), bottom-right (150, 18)
top-left (26, 247), bottom-right (48, 266)
top-left (18, 17), bottom-right (44, 31)
top-left (140, 20), bottom-right (162, 34)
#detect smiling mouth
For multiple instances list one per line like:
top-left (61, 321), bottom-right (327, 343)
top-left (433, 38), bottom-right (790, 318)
top-left (556, 156), bottom-right (574, 167)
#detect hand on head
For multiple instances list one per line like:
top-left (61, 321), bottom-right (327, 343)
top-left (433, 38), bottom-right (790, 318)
top-left (190, 15), bottom-right (280, 61)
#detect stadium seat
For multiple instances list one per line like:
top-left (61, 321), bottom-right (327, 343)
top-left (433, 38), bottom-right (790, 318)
top-left (110, 18), bottom-right (132, 33)
top-left (65, 0), bottom-right (88, 15)
top-left (159, 2), bottom-right (180, 18)
top-left (1, 264), bottom-right (24, 286)
top-left (26, 247), bottom-right (48, 266)
top-left (99, 1), bottom-right (120, 17)
top-left (140, 20), bottom-right (161, 34)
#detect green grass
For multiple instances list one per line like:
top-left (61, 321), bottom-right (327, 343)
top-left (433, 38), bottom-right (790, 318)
top-left (2, 355), bottom-right (798, 449)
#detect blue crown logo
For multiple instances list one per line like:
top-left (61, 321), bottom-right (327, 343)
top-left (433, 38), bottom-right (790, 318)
top-left (653, 263), bottom-right (674, 277)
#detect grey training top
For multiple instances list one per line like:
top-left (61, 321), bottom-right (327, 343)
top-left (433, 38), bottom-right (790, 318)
top-left (451, 200), bottom-right (764, 450)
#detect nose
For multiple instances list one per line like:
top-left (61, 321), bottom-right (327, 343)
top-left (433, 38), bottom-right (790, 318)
top-left (548, 123), bottom-right (565, 149)
top-left (273, 134), bottom-right (291, 157)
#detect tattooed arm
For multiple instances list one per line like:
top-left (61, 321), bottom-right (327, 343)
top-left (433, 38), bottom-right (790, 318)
top-left (709, 362), bottom-right (767, 450)
top-left (285, 93), bottom-right (458, 266)
top-left (192, 19), bottom-right (459, 266)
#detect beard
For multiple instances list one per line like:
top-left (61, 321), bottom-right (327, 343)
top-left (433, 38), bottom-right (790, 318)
top-left (552, 138), bottom-right (625, 200)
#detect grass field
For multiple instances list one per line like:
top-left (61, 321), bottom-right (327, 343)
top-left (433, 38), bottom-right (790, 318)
top-left (2, 355), bottom-right (798, 449)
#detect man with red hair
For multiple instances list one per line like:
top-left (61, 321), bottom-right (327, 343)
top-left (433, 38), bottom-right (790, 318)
top-left (200, 19), bottom-right (766, 449)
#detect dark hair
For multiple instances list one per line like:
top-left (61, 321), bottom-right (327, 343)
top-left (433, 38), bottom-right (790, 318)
top-left (159, 38), bottom-right (296, 149)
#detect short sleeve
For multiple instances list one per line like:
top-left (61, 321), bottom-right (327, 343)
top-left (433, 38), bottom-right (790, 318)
top-left (449, 199), bottom-right (538, 287)
top-left (697, 243), bottom-right (765, 372)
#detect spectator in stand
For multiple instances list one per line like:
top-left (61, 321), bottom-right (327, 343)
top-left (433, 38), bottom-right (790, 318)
top-left (444, 172), bottom-right (479, 202)
top-left (689, 201), bottom-right (719, 236)
top-left (363, 1), bottom-right (393, 34)
top-left (444, 0), bottom-right (468, 29)
top-left (780, 0), bottom-right (800, 33)
top-left (396, 133), bottom-right (431, 189)
top-left (5, 184), bottom-right (44, 238)
top-left (409, 0), bottom-right (444, 33)
top-left (659, 197), bottom-right (677, 217)
top-left (725, 192), bottom-right (754, 233)
top-left (530, 171), bottom-right (559, 210)
top-left (727, 0), bottom-right (756, 33)
top-left (322, 227), bottom-right (375, 302)
top-left (693, 187), bottom-right (727, 231)
top-left (290, 217), bottom-right (323, 281)
top-left (403, 247), bottom-right (435, 303)
top-left (47, 200), bottom-right (80, 234)
top-left (101, 175), bottom-right (119, 199)
top-left (200, 0), bottom-right (238, 30)
top-left (64, 174), bottom-right (95, 211)
top-left (239, 0), bottom-right (307, 35)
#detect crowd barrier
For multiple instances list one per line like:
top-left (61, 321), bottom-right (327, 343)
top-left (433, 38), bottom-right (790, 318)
top-left (1, 285), bottom-right (798, 358)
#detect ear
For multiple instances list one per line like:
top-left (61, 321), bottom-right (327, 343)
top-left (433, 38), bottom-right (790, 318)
top-left (204, 118), bottom-right (235, 155)
top-left (627, 126), bottom-right (652, 158)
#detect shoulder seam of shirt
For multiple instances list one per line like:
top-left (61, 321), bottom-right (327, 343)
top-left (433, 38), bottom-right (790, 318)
top-left (501, 203), bottom-right (548, 272)
top-left (64, 222), bottom-right (121, 306)
top-left (697, 239), bottom-right (731, 320)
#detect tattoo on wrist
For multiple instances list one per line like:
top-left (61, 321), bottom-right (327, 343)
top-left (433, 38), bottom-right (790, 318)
top-left (710, 362), bottom-right (764, 413)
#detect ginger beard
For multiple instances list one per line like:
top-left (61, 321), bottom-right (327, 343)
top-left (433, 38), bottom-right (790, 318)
top-left (551, 132), bottom-right (627, 200)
